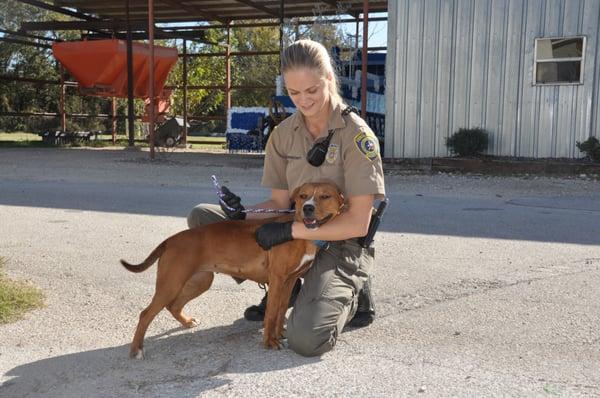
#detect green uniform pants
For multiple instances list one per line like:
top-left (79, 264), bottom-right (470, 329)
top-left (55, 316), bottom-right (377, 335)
top-left (187, 204), bottom-right (374, 357)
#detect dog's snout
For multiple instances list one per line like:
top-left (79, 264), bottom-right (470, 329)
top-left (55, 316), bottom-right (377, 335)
top-left (302, 203), bottom-right (315, 215)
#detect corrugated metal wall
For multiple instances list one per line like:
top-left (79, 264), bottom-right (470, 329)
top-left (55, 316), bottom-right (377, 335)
top-left (385, 0), bottom-right (600, 158)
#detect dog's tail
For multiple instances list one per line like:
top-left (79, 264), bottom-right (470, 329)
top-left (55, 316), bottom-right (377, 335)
top-left (120, 241), bottom-right (167, 273)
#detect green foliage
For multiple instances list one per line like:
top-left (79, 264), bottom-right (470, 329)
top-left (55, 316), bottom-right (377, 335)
top-left (576, 136), bottom-right (600, 162)
top-left (167, 20), bottom-right (352, 134)
top-left (0, 257), bottom-right (44, 324)
top-left (446, 128), bottom-right (489, 157)
top-left (0, 1), bottom-right (116, 133)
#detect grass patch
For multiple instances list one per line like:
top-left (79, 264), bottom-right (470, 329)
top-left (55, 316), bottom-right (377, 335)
top-left (187, 136), bottom-right (227, 151)
top-left (187, 136), bottom-right (226, 144)
top-left (0, 132), bottom-right (51, 148)
top-left (0, 132), bottom-right (226, 150)
top-left (0, 257), bottom-right (44, 324)
top-left (0, 132), bottom-right (42, 142)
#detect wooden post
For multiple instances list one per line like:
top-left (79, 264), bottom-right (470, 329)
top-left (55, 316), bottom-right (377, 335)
top-left (360, 0), bottom-right (369, 119)
top-left (182, 38), bottom-right (188, 146)
top-left (148, 0), bottom-right (155, 159)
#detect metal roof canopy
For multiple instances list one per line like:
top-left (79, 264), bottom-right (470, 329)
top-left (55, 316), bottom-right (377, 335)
top-left (51, 1), bottom-right (387, 23)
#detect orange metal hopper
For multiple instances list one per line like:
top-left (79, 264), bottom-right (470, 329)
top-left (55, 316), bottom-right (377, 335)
top-left (52, 39), bottom-right (178, 99)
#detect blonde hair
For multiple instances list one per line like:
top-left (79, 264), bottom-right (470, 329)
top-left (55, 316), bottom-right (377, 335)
top-left (281, 39), bottom-right (344, 106)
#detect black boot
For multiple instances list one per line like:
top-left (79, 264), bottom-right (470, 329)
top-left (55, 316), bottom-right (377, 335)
top-left (348, 276), bottom-right (376, 327)
top-left (244, 279), bottom-right (302, 321)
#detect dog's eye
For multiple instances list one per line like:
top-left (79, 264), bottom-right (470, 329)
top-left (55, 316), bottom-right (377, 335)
top-left (319, 194), bottom-right (331, 200)
top-left (299, 194), bottom-right (308, 200)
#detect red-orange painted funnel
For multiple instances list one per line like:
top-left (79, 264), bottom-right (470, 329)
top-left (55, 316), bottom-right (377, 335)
top-left (52, 39), bottom-right (178, 99)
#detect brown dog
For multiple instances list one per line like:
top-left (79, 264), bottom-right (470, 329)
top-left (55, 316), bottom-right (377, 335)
top-left (120, 182), bottom-right (344, 359)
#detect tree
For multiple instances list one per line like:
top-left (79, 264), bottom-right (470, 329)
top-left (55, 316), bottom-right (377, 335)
top-left (166, 19), bottom-right (354, 134)
top-left (0, 1), bottom-right (122, 133)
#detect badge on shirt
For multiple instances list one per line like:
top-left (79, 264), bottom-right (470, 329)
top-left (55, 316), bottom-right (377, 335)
top-left (353, 129), bottom-right (379, 161)
top-left (326, 144), bottom-right (339, 164)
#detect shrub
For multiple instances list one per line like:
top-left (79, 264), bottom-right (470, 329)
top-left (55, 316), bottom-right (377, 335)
top-left (445, 128), bottom-right (489, 157)
top-left (576, 136), bottom-right (600, 162)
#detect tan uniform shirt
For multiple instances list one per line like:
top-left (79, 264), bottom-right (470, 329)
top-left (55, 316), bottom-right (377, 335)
top-left (261, 101), bottom-right (385, 199)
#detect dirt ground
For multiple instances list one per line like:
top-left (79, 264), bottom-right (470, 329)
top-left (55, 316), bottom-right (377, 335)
top-left (1, 147), bottom-right (599, 397)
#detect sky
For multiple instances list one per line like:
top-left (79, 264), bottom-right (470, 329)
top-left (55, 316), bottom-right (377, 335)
top-left (370, 18), bottom-right (388, 48)
top-left (332, 12), bottom-right (387, 51)
top-left (337, 12), bottom-right (388, 50)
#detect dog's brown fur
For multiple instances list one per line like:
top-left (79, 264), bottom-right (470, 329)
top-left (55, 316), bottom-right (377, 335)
top-left (120, 182), bottom-right (344, 359)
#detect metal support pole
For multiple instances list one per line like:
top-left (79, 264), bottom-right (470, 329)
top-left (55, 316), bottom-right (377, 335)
top-left (353, 14), bottom-right (360, 79)
top-left (126, 0), bottom-right (135, 146)
top-left (360, 0), bottom-right (369, 119)
top-left (111, 97), bottom-right (117, 144)
top-left (59, 64), bottom-right (66, 132)
top-left (355, 16), bottom-right (360, 52)
top-left (148, 0), bottom-right (155, 159)
top-left (294, 20), bottom-right (299, 41)
top-left (279, 0), bottom-right (284, 74)
top-left (182, 39), bottom-right (188, 146)
top-left (225, 24), bottom-right (231, 113)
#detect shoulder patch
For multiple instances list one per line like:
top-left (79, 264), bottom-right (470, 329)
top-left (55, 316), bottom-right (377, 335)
top-left (353, 129), bottom-right (379, 161)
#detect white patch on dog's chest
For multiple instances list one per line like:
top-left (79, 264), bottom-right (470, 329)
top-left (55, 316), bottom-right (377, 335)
top-left (292, 253), bottom-right (315, 273)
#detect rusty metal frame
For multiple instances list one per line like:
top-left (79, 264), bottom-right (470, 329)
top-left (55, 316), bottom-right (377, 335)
top-left (18, 0), bottom-right (99, 21)
top-left (148, 0), bottom-right (156, 158)
top-left (3, 0), bottom-right (386, 157)
top-left (0, 36), bottom-right (51, 49)
top-left (182, 38), bottom-right (188, 145)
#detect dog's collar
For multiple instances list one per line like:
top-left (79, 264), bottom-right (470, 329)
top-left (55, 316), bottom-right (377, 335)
top-left (313, 240), bottom-right (329, 249)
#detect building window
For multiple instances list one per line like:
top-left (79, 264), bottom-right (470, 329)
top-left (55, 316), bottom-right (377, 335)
top-left (534, 36), bottom-right (585, 85)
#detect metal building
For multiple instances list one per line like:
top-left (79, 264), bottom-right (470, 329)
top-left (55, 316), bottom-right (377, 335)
top-left (385, 0), bottom-right (600, 159)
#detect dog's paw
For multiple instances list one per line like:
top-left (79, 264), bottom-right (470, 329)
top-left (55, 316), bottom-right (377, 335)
top-left (130, 348), bottom-right (145, 360)
top-left (264, 337), bottom-right (282, 350)
top-left (184, 318), bottom-right (199, 328)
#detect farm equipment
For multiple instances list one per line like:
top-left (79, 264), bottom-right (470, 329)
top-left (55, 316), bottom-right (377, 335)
top-left (152, 117), bottom-right (188, 148)
top-left (52, 39), bottom-right (177, 99)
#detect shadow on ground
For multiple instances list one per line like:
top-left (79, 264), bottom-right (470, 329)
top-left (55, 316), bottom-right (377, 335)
top-left (1, 319), bottom-right (320, 397)
top-left (1, 148), bottom-right (599, 245)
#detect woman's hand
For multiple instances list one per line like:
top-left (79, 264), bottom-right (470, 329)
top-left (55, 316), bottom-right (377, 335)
top-left (219, 186), bottom-right (246, 220)
top-left (255, 221), bottom-right (293, 250)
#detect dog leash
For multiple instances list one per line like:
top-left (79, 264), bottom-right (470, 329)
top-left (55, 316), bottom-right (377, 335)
top-left (211, 175), bottom-right (329, 250)
top-left (211, 175), bottom-right (295, 214)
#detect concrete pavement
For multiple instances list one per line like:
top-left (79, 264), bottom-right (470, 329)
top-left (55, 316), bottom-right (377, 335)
top-left (0, 148), bottom-right (599, 397)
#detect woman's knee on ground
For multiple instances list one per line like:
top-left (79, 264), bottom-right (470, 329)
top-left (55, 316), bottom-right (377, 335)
top-left (286, 299), bottom-right (345, 357)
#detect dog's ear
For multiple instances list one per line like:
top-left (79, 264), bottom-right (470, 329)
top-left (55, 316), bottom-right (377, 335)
top-left (338, 191), bottom-right (345, 207)
top-left (290, 186), bottom-right (302, 203)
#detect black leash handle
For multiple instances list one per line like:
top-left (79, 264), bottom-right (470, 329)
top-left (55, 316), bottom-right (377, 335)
top-left (359, 198), bottom-right (389, 248)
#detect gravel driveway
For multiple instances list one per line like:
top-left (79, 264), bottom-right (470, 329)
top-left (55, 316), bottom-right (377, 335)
top-left (1, 147), bottom-right (599, 397)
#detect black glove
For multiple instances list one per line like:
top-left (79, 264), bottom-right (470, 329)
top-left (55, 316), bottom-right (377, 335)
top-left (255, 222), bottom-right (293, 250)
top-left (219, 186), bottom-right (246, 220)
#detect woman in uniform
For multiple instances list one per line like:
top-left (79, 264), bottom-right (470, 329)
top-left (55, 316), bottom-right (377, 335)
top-left (188, 39), bottom-right (385, 357)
